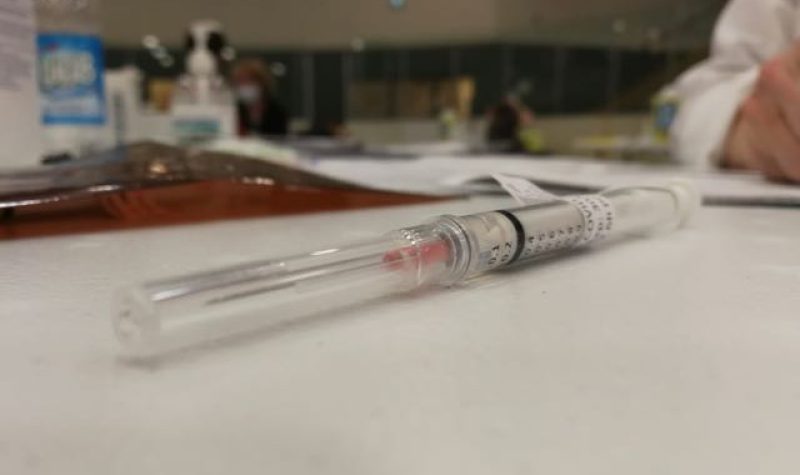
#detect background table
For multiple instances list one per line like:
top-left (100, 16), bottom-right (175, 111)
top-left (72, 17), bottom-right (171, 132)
top-left (3, 196), bottom-right (800, 474)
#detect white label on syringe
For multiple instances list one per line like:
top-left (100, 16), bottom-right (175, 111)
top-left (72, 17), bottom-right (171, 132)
top-left (492, 174), bottom-right (558, 205)
top-left (564, 195), bottom-right (615, 246)
top-left (491, 174), bottom-right (615, 251)
top-left (489, 196), bottom-right (615, 266)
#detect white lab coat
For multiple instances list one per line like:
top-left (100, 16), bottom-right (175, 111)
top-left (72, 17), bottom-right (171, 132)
top-left (672, 0), bottom-right (800, 168)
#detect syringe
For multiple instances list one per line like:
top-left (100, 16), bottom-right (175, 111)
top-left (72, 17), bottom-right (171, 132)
top-left (114, 183), bottom-right (699, 360)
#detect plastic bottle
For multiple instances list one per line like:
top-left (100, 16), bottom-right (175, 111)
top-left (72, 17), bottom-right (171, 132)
top-left (651, 85), bottom-right (679, 143)
top-left (170, 20), bottom-right (236, 145)
top-left (35, 0), bottom-right (107, 158)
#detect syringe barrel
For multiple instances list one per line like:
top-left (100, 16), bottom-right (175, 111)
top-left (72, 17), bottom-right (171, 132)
top-left (114, 224), bottom-right (459, 359)
top-left (113, 183), bottom-right (698, 360)
top-left (434, 182), bottom-right (698, 280)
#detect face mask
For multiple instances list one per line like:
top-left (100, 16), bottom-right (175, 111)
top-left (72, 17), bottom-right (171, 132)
top-left (236, 84), bottom-right (261, 104)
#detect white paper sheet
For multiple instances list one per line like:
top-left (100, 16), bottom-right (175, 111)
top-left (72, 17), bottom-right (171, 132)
top-left (0, 0), bottom-right (41, 167)
top-left (312, 155), bottom-right (800, 206)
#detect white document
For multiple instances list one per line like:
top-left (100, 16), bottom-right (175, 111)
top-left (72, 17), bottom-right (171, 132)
top-left (441, 156), bottom-right (800, 207)
top-left (312, 154), bottom-right (800, 206)
top-left (0, 0), bottom-right (42, 167)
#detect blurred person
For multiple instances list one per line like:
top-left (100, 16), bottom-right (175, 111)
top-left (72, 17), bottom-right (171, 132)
top-left (231, 59), bottom-right (289, 137)
top-left (673, 0), bottom-right (800, 182)
top-left (486, 98), bottom-right (543, 153)
top-left (487, 99), bottom-right (524, 152)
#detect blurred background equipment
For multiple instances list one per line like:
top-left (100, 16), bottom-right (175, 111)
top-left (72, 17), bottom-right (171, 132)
top-left (170, 19), bottom-right (236, 144)
top-left (1, 0), bottom-right (736, 228)
top-left (35, 0), bottom-right (108, 159)
top-left (94, 0), bottom-right (728, 155)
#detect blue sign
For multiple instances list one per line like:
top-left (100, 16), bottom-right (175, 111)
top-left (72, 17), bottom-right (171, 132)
top-left (37, 33), bottom-right (106, 125)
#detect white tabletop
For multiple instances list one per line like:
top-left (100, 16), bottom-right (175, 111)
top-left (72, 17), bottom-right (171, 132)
top-left (3, 196), bottom-right (800, 474)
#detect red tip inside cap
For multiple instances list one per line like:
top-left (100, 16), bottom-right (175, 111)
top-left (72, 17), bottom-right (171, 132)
top-left (383, 239), bottom-right (450, 271)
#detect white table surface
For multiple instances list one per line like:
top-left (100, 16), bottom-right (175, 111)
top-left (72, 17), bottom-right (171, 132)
top-left (3, 196), bottom-right (800, 474)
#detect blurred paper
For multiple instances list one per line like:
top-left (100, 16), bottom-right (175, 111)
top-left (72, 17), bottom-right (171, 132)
top-left (0, 0), bottom-right (42, 167)
top-left (313, 155), bottom-right (800, 206)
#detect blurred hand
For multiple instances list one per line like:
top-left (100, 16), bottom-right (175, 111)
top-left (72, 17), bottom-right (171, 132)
top-left (723, 44), bottom-right (800, 182)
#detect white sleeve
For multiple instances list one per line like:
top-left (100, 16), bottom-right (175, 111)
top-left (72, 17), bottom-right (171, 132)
top-left (671, 0), bottom-right (798, 169)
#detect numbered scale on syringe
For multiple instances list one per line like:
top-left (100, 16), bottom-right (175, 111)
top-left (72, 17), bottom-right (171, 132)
top-left (452, 196), bottom-right (615, 275)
